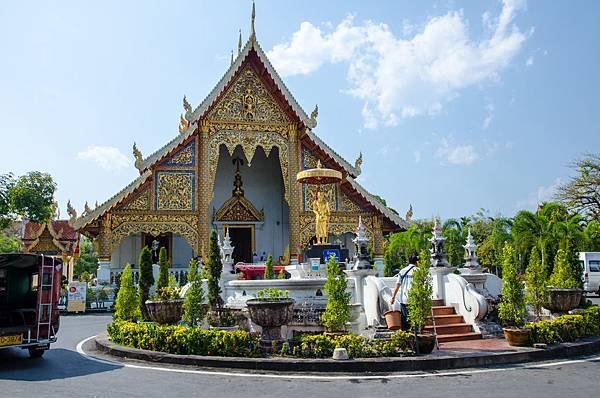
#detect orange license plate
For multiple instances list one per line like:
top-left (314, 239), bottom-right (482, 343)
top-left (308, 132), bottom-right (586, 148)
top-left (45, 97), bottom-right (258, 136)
top-left (0, 334), bottom-right (23, 347)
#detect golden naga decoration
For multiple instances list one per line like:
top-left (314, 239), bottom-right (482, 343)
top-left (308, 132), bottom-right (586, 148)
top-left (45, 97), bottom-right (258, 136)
top-left (66, 200), bottom-right (77, 224)
top-left (310, 104), bottom-right (318, 126)
top-left (133, 143), bottom-right (143, 171)
top-left (354, 151), bottom-right (363, 176)
top-left (405, 204), bottom-right (413, 222)
top-left (83, 201), bottom-right (92, 215)
top-left (179, 114), bottom-right (190, 133)
top-left (183, 95), bottom-right (192, 114)
top-left (297, 160), bottom-right (342, 245)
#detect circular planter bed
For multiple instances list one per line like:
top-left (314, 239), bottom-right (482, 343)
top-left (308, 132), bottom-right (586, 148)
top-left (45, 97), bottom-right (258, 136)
top-left (503, 327), bottom-right (530, 346)
top-left (547, 288), bottom-right (582, 312)
top-left (145, 299), bottom-right (184, 324)
top-left (246, 298), bottom-right (294, 350)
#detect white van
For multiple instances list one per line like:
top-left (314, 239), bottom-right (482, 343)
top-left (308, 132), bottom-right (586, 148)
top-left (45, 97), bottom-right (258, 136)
top-left (580, 252), bottom-right (600, 295)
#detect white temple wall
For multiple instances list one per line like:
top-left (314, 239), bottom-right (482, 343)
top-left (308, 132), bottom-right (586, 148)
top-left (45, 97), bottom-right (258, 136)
top-left (111, 234), bottom-right (142, 269)
top-left (210, 145), bottom-right (288, 260)
top-left (172, 234), bottom-right (194, 268)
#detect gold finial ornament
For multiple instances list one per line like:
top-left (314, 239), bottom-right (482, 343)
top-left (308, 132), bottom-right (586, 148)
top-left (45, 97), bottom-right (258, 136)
top-left (250, 1), bottom-right (256, 37)
top-left (84, 201), bottom-right (92, 215)
top-left (179, 114), bottom-right (190, 133)
top-left (183, 95), bottom-right (192, 114)
top-left (405, 204), bottom-right (413, 222)
top-left (133, 143), bottom-right (143, 171)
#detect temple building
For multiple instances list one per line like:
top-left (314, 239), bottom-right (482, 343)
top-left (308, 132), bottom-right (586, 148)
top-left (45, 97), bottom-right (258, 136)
top-left (71, 6), bottom-right (407, 281)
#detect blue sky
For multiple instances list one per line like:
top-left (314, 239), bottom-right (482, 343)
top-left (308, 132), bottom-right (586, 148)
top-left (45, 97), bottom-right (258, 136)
top-left (1, 1), bottom-right (598, 220)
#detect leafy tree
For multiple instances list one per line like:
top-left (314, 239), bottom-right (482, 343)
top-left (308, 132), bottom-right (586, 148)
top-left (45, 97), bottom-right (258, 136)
top-left (182, 258), bottom-right (206, 326)
top-left (0, 234), bottom-right (20, 253)
top-left (114, 264), bottom-right (140, 321)
top-left (583, 220), bottom-right (600, 251)
top-left (372, 194), bottom-right (399, 215)
top-left (548, 248), bottom-right (579, 289)
top-left (525, 247), bottom-right (547, 319)
top-left (498, 243), bottom-right (527, 328)
top-left (73, 236), bottom-right (99, 279)
top-left (555, 153), bottom-right (599, 218)
top-left (263, 253), bottom-right (274, 279)
top-left (384, 221), bottom-right (431, 276)
top-left (7, 171), bottom-right (57, 223)
top-left (321, 255), bottom-right (351, 332)
top-left (0, 174), bottom-right (14, 230)
top-left (442, 217), bottom-right (471, 266)
top-left (407, 250), bottom-right (433, 333)
top-left (156, 247), bottom-right (169, 290)
top-left (206, 230), bottom-right (223, 309)
top-left (138, 246), bottom-right (154, 319)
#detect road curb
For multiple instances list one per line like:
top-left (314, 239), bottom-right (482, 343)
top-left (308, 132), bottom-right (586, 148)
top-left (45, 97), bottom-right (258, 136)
top-left (94, 334), bottom-right (600, 373)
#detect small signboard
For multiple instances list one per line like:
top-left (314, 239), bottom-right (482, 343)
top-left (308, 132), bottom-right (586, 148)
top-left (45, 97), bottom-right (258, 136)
top-left (322, 249), bottom-right (340, 261)
top-left (67, 282), bottom-right (86, 313)
top-left (310, 257), bottom-right (321, 272)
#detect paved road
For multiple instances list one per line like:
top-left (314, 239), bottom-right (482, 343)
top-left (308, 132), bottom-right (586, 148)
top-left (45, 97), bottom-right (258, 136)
top-left (1, 314), bottom-right (599, 398)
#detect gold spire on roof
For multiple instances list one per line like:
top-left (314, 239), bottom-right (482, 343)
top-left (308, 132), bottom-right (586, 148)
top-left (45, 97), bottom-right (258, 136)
top-left (250, 1), bottom-right (256, 37)
top-left (238, 29), bottom-right (242, 54)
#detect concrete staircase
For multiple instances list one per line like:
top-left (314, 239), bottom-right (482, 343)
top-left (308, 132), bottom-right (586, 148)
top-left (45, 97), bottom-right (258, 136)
top-left (426, 299), bottom-right (482, 343)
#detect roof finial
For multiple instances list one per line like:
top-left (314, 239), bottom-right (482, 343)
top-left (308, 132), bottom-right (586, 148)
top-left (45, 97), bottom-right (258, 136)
top-left (238, 29), bottom-right (242, 54)
top-left (250, 1), bottom-right (256, 38)
top-left (230, 50), bottom-right (234, 66)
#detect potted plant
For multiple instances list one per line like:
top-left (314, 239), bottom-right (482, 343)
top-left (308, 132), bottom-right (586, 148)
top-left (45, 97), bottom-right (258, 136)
top-left (407, 250), bottom-right (436, 355)
top-left (321, 255), bottom-right (351, 334)
top-left (246, 288), bottom-right (294, 351)
top-left (498, 243), bottom-right (529, 346)
top-left (145, 275), bottom-right (183, 324)
top-left (547, 247), bottom-right (583, 312)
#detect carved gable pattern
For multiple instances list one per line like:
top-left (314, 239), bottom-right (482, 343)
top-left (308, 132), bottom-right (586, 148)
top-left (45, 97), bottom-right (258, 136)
top-left (155, 171), bottom-right (195, 211)
top-left (164, 141), bottom-right (195, 167)
top-left (341, 191), bottom-right (363, 213)
top-left (301, 147), bottom-right (337, 211)
top-left (121, 188), bottom-right (150, 211)
top-left (215, 198), bottom-right (264, 222)
top-left (207, 67), bottom-right (289, 124)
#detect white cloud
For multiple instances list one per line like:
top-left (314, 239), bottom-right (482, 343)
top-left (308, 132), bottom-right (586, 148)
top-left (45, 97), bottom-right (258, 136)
top-left (517, 178), bottom-right (563, 209)
top-left (482, 103), bottom-right (495, 129)
top-left (436, 138), bottom-right (479, 165)
top-left (525, 55), bottom-right (534, 66)
top-left (268, 0), bottom-right (529, 129)
top-left (414, 150), bottom-right (422, 163)
top-left (77, 145), bottom-right (131, 171)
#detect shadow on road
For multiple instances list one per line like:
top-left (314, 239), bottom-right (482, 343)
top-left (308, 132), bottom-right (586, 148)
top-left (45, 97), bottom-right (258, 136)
top-left (0, 347), bottom-right (121, 381)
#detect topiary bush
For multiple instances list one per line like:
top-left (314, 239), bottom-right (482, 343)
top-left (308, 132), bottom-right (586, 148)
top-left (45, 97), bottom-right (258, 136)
top-left (182, 258), bottom-right (206, 327)
top-left (206, 230), bottom-right (223, 309)
top-left (407, 250), bottom-right (432, 333)
top-left (114, 264), bottom-right (140, 321)
top-left (156, 247), bottom-right (169, 291)
top-left (263, 253), bottom-right (274, 279)
top-left (321, 255), bottom-right (351, 332)
top-left (498, 243), bottom-right (527, 328)
top-left (548, 248), bottom-right (579, 289)
top-left (138, 246), bottom-right (154, 320)
top-left (525, 247), bottom-right (547, 319)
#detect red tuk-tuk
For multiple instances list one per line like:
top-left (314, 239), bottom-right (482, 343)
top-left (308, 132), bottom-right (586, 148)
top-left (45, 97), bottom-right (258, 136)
top-left (0, 253), bottom-right (62, 358)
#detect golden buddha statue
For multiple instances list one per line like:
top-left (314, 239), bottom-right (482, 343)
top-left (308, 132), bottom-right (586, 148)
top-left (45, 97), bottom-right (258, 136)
top-left (313, 191), bottom-right (330, 245)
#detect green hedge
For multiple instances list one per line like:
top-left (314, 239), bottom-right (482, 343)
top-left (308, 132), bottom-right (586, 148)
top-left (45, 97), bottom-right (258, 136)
top-left (294, 331), bottom-right (413, 358)
top-left (526, 307), bottom-right (600, 345)
top-left (107, 321), bottom-right (261, 357)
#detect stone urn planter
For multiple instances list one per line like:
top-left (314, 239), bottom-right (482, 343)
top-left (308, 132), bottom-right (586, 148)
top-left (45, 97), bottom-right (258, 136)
top-left (547, 288), bottom-right (583, 312)
top-left (246, 298), bottom-right (295, 350)
top-left (145, 299), bottom-right (184, 324)
top-left (412, 332), bottom-right (436, 355)
top-left (503, 327), bottom-right (530, 347)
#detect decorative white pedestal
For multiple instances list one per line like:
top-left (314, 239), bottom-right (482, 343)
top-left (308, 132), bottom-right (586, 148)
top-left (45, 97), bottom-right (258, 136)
top-left (344, 269), bottom-right (378, 307)
top-left (373, 257), bottom-right (385, 276)
top-left (430, 266), bottom-right (453, 300)
top-left (96, 261), bottom-right (111, 284)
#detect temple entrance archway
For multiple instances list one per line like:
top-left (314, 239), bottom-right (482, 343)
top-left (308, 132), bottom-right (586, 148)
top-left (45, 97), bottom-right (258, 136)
top-left (211, 144), bottom-right (289, 263)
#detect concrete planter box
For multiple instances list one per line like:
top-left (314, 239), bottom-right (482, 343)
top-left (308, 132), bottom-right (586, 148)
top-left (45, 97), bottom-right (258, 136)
top-left (145, 299), bottom-right (184, 324)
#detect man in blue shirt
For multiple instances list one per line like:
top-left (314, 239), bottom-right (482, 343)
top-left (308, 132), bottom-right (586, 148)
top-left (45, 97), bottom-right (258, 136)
top-left (390, 253), bottom-right (419, 328)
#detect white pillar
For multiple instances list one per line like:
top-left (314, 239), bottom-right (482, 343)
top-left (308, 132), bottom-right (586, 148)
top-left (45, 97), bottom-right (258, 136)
top-left (96, 261), bottom-right (111, 284)
top-left (373, 257), bottom-right (385, 277)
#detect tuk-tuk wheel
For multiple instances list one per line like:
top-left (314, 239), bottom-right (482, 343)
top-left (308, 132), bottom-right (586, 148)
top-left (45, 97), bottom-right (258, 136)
top-left (28, 347), bottom-right (45, 358)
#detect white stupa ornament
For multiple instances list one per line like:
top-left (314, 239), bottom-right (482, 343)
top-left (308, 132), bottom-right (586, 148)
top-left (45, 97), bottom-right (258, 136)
top-left (463, 228), bottom-right (480, 270)
top-left (352, 216), bottom-right (373, 270)
top-left (220, 228), bottom-right (235, 273)
top-left (429, 217), bottom-right (450, 267)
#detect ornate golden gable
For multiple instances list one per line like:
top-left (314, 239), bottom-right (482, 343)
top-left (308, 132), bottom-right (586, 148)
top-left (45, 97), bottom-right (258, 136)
top-left (214, 195), bottom-right (264, 222)
top-left (207, 67), bottom-right (289, 124)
